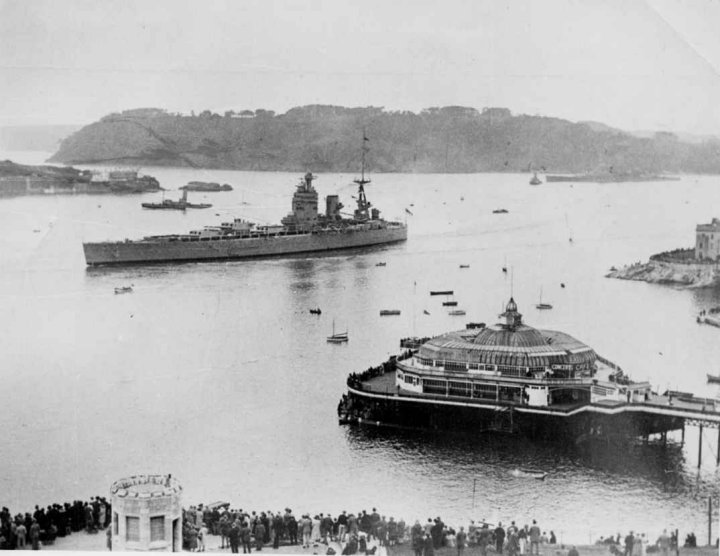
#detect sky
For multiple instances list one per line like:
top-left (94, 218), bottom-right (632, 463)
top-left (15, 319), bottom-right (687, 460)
top-left (2, 0), bottom-right (720, 134)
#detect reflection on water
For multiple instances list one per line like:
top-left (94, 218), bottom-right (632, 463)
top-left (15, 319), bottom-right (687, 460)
top-left (0, 156), bottom-right (719, 543)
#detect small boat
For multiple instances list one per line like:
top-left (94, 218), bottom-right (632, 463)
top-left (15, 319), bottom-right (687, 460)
top-left (448, 309), bottom-right (466, 316)
top-left (375, 262), bottom-right (387, 267)
top-left (536, 287), bottom-right (553, 310)
top-left (510, 468), bottom-right (547, 480)
top-left (466, 322), bottom-right (486, 329)
top-left (492, 208), bottom-right (509, 214)
top-left (327, 320), bottom-right (348, 343)
top-left (609, 266), bottom-right (618, 272)
top-left (430, 290), bottom-right (454, 296)
top-left (32, 229), bottom-right (41, 233)
top-left (459, 264), bottom-right (470, 269)
top-left (309, 308), bottom-right (322, 315)
top-left (380, 310), bottom-right (401, 316)
top-left (141, 190), bottom-right (212, 210)
top-left (423, 310), bottom-right (431, 315)
top-left (442, 301), bottom-right (458, 307)
top-left (708, 374), bottom-right (720, 385)
top-left (114, 286), bottom-right (133, 294)
top-left (529, 172), bottom-right (542, 186)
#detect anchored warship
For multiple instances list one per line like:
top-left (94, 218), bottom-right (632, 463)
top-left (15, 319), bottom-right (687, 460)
top-left (83, 155), bottom-right (407, 266)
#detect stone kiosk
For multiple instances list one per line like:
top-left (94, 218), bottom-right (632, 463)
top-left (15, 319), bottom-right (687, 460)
top-left (110, 475), bottom-right (182, 552)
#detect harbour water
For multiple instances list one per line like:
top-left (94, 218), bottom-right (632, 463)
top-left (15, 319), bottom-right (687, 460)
top-left (1, 151), bottom-right (719, 544)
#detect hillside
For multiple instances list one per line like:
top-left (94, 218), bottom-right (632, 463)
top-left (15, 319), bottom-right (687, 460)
top-left (49, 106), bottom-right (720, 174)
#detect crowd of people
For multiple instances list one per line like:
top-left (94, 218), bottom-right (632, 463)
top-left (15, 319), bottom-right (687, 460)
top-left (346, 355), bottom-right (403, 391)
top-left (2, 497), bottom-right (706, 554)
top-left (0, 497), bottom-right (111, 550)
top-left (179, 507), bottom-right (565, 556)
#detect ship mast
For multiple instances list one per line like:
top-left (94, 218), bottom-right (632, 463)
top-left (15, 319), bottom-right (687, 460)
top-left (353, 132), bottom-right (372, 220)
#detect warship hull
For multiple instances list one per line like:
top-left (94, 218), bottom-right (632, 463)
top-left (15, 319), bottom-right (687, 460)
top-left (84, 225), bottom-right (407, 266)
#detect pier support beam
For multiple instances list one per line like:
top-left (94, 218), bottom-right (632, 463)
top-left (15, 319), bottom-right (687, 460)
top-left (698, 424), bottom-right (703, 468)
top-left (709, 497), bottom-right (713, 548)
top-left (681, 422), bottom-right (685, 446)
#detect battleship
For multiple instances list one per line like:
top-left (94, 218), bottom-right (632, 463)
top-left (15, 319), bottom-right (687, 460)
top-left (83, 162), bottom-right (407, 266)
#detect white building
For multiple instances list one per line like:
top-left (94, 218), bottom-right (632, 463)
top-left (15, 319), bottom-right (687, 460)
top-left (696, 218), bottom-right (720, 261)
top-left (110, 474), bottom-right (183, 552)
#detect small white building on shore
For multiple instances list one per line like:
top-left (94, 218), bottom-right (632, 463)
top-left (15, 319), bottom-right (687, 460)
top-left (110, 474), bottom-right (182, 552)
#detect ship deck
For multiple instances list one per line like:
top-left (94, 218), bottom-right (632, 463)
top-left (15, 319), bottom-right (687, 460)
top-left (353, 370), bottom-right (720, 424)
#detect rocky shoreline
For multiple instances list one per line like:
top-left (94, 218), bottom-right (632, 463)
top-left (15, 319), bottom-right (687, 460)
top-left (606, 256), bottom-right (720, 287)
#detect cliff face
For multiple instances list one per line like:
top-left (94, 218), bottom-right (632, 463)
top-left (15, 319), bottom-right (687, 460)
top-left (49, 105), bottom-right (720, 173)
top-left (607, 260), bottom-right (720, 287)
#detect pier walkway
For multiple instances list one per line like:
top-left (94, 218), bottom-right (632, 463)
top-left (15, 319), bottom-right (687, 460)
top-left (351, 371), bottom-right (720, 427)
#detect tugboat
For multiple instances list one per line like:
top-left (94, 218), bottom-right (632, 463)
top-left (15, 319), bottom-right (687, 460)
top-left (141, 190), bottom-right (212, 210)
top-left (84, 136), bottom-right (407, 266)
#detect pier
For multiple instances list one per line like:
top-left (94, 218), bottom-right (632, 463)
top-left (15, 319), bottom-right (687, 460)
top-left (347, 368), bottom-right (720, 464)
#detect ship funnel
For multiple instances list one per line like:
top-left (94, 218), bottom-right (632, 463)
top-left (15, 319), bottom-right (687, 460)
top-left (326, 195), bottom-right (341, 219)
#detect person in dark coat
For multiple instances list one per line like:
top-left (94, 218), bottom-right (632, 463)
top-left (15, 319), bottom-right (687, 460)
top-left (240, 522), bottom-right (252, 554)
top-left (412, 531), bottom-right (424, 556)
top-left (423, 533), bottom-right (435, 556)
top-left (288, 515), bottom-right (298, 545)
top-left (84, 503), bottom-right (94, 533)
top-left (255, 522), bottom-right (266, 551)
top-left (431, 518), bottom-right (444, 549)
top-left (624, 532), bottom-right (635, 556)
top-left (229, 522), bottom-right (240, 554)
top-left (495, 523), bottom-right (506, 554)
top-left (272, 514), bottom-right (283, 549)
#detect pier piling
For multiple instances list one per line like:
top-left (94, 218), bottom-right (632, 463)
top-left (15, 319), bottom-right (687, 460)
top-left (708, 497), bottom-right (712, 548)
top-left (698, 424), bottom-right (703, 468)
top-left (681, 422), bottom-right (685, 446)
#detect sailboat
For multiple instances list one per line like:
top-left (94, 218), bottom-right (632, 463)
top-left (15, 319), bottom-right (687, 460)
top-left (536, 287), bottom-right (553, 310)
top-left (529, 172), bottom-right (542, 186)
top-left (327, 320), bottom-right (349, 343)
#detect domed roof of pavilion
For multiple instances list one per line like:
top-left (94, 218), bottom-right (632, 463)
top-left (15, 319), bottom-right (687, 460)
top-left (417, 298), bottom-right (597, 368)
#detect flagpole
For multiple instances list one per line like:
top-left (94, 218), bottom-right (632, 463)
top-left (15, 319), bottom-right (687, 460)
top-left (472, 478), bottom-right (477, 511)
